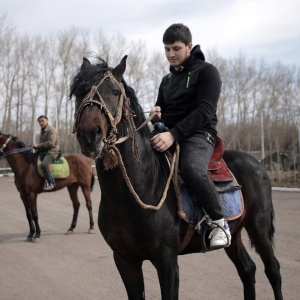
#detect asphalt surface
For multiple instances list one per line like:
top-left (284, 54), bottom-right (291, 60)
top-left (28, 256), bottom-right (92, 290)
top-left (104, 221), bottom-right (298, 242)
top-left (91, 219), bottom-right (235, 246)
top-left (0, 176), bottom-right (299, 300)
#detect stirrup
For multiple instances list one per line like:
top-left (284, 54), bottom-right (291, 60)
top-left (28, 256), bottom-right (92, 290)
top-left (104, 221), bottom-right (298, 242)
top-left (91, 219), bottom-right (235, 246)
top-left (195, 215), bottom-right (231, 251)
top-left (44, 182), bottom-right (55, 191)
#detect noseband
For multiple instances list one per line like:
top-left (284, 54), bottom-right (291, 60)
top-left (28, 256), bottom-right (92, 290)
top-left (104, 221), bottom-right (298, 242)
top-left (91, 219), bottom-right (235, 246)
top-left (72, 71), bottom-right (136, 145)
top-left (0, 135), bottom-right (12, 153)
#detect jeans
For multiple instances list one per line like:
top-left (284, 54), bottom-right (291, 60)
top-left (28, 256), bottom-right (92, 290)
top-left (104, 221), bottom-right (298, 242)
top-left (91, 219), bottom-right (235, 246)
top-left (179, 132), bottom-right (224, 220)
top-left (40, 154), bottom-right (55, 185)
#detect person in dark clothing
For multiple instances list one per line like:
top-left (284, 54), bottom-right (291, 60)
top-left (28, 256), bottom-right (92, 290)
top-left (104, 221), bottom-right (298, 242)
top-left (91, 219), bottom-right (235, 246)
top-left (33, 115), bottom-right (60, 191)
top-left (150, 23), bottom-right (231, 248)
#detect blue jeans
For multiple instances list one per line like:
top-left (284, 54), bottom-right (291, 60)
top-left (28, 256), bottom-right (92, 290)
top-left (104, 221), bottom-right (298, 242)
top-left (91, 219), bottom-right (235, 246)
top-left (179, 132), bottom-right (224, 220)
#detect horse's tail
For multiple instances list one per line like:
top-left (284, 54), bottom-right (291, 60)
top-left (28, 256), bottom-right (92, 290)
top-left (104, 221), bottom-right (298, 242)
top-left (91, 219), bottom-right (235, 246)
top-left (90, 173), bottom-right (95, 192)
top-left (269, 202), bottom-right (276, 245)
top-left (266, 173), bottom-right (276, 247)
top-left (249, 180), bottom-right (276, 248)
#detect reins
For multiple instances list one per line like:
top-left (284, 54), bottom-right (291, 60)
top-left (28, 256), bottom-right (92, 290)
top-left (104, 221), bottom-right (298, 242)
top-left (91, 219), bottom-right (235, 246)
top-left (0, 135), bottom-right (32, 157)
top-left (1, 147), bottom-right (33, 157)
top-left (107, 142), bottom-right (184, 214)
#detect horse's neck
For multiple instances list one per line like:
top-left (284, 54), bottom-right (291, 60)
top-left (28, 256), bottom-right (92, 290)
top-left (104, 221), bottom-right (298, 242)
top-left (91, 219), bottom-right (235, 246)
top-left (119, 134), bottom-right (160, 179)
top-left (5, 151), bottom-right (31, 175)
top-left (98, 135), bottom-right (169, 210)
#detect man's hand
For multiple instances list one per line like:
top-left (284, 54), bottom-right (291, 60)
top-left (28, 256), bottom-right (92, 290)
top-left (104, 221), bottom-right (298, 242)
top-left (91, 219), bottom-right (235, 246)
top-left (150, 132), bottom-right (175, 152)
top-left (150, 106), bottom-right (162, 122)
top-left (32, 143), bottom-right (38, 149)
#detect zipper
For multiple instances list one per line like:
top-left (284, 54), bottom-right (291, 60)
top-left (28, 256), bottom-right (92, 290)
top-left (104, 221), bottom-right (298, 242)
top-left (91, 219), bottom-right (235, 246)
top-left (186, 72), bottom-right (191, 88)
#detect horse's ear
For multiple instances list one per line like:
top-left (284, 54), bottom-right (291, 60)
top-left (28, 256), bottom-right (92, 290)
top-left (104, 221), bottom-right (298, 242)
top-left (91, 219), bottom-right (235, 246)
top-left (111, 55), bottom-right (127, 82)
top-left (80, 57), bottom-right (91, 71)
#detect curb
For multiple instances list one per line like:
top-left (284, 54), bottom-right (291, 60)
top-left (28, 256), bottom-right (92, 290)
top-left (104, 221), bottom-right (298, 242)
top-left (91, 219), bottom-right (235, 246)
top-left (272, 187), bottom-right (300, 192)
top-left (0, 173), bottom-right (15, 177)
top-left (0, 174), bottom-right (298, 191)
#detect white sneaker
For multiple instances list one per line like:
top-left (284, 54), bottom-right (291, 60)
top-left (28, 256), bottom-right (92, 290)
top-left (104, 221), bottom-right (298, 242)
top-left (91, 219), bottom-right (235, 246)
top-left (44, 183), bottom-right (55, 191)
top-left (209, 219), bottom-right (231, 248)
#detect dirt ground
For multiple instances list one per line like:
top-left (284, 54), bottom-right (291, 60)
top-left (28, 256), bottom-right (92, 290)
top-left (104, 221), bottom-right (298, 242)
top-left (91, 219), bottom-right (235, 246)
top-left (0, 176), bottom-right (299, 300)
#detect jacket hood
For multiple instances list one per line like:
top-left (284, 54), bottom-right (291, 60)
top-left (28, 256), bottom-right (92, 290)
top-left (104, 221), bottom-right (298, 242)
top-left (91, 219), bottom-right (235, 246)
top-left (191, 44), bottom-right (205, 61)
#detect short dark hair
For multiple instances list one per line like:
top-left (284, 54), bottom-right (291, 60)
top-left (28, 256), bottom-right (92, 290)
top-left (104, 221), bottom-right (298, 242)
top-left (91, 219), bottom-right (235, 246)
top-left (163, 23), bottom-right (192, 45)
top-left (37, 115), bottom-right (48, 121)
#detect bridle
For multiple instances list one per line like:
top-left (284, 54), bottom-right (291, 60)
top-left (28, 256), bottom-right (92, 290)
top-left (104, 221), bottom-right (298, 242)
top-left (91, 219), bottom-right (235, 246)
top-left (72, 71), bottom-right (136, 146)
top-left (0, 135), bottom-right (12, 153)
top-left (72, 70), bottom-right (157, 162)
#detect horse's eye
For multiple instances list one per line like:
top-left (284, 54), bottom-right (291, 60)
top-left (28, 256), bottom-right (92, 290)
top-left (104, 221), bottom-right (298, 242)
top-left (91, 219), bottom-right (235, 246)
top-left (112, 90), bottom-right (120, 97)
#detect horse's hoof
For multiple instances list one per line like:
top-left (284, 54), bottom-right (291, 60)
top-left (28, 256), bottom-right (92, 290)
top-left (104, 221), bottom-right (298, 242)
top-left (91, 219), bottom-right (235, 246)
top-left (88, 229), bottom-right (95, 234)
top-left (32, 237), bottom-right (41, 243)
top-left (26, 236), bottom-right (33, 242)
top-left (65, 230), bottom-right (73, 235)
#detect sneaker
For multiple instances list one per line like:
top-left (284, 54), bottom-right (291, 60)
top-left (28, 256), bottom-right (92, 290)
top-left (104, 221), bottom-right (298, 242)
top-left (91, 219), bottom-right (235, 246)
top-left (209, 219), bottom-right (231, 248)
top-left (44, 183), bottom-right (55, 191)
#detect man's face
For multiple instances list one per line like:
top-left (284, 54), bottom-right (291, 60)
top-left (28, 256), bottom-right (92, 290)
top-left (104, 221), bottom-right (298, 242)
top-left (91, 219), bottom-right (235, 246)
top-left (38, 117), bottom-right (48, 129)
top-left (164, 41), bottom-right (192, 68)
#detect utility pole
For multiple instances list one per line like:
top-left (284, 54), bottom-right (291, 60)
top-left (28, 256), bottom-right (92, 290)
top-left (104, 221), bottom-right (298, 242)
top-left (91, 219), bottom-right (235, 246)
top-left (33, 102), bottom-right (37, 144)
top-left (298, 126), bottom-right (300, 154)
top-left (261, 111), bottom-right (265, 161)
top-left (55, 104), bottom-right (59, 130)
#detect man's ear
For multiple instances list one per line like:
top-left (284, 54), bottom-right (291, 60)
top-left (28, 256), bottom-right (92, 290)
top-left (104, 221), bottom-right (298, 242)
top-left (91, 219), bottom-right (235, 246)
top-left (187, 42), bottom-right (193, 53)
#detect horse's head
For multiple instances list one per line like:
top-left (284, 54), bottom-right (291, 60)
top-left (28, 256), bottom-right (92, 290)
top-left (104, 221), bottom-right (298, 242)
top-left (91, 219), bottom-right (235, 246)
top-left (70, 56), bottom-right (131, 159)
top-left (0, 132), bottom-right (33, 163)
top-left (0, 132), bottom-right (12, 157)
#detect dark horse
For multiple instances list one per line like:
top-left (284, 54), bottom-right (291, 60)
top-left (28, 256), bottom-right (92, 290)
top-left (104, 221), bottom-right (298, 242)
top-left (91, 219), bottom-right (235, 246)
top-left (69, 56), bottom-right (282, 299)
top-left (0, 132), bottom-right (95, 242)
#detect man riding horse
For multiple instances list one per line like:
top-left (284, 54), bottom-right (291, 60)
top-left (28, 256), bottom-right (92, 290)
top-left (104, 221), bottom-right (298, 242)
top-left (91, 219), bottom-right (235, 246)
top-left (150, 23), bottom-right (231, 248)
top-left (33, 115), bottom-right (59, 191)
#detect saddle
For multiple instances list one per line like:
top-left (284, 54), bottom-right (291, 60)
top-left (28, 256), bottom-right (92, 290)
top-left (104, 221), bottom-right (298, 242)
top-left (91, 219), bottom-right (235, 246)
top-left (171, 137), bottom-right (243, 222)
top-left (37, 153), bottom-right (70, 179)
top-left (208, 137), bottom-right (233, 182)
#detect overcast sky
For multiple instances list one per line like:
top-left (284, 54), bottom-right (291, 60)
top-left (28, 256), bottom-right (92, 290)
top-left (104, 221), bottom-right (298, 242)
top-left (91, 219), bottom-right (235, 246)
top-left (2, 0), bottom-right (300, 67)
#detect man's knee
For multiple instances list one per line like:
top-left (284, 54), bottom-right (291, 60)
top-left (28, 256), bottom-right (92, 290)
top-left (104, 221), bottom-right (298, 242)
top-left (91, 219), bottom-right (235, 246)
top-left (180, 164), bottom-right (207, 181)
top-left (41, 161), bottom-right (49, 169)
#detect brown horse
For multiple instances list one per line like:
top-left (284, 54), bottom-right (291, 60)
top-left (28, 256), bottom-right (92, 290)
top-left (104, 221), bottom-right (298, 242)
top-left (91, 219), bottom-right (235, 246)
top-left (69, 56), bottom-right (283, 300)
top-left (0, 131), bottom-right (95, 242)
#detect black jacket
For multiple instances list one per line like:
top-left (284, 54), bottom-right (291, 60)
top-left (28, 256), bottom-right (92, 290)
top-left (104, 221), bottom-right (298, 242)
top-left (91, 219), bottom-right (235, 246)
top-left (155, 45), bottom-right (221, 142)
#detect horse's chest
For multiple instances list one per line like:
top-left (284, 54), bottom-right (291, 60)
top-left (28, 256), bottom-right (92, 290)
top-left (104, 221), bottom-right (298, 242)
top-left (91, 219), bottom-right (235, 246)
top-left (99, 210), bottom-right (160, 257)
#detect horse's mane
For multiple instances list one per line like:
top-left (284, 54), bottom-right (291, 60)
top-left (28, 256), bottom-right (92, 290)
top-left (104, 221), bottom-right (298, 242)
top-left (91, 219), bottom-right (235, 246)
top-left (69, 57), bottom-right (151, 139)
top-left (9, 135), bottom-right (37, 165)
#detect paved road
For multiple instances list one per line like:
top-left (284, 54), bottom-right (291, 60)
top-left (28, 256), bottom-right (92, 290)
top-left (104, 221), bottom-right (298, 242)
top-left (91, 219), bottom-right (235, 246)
top-left (0, 177), bottom-right (299, 299)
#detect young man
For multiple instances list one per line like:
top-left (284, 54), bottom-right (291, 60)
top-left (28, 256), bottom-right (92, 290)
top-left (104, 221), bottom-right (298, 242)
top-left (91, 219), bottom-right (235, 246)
top-left (150, 23), bottom-right (231, 248)
top-left (33, 115), bottom-right (60, 191)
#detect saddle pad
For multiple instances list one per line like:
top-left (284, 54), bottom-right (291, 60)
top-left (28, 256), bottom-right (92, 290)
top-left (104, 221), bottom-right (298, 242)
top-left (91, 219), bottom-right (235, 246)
top-left (38, 157), bottom-right (70, 179)
top-left (181, 179), bottom-right (244, 224)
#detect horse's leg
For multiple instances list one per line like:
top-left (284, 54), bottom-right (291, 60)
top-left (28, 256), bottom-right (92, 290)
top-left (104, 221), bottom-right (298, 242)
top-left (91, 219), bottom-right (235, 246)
top-left (29, 193), bottom-right (41, 242)
top-left (113, 252), bottom-right (145, 300)
top-left (66, 184), bottom-right (80, 234)
top-left (80, 185), bottom-right (94, 234)
top-left (224, 230), bottom-right (257, 300)
top-left (245, 221), bottom-right (283, 300)
top-left (173, 261), bottom-right (179, 300)
top-left (20, 193), bottom-right (36, 241)
top-left (152, 249), bottom-right (179, 300)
